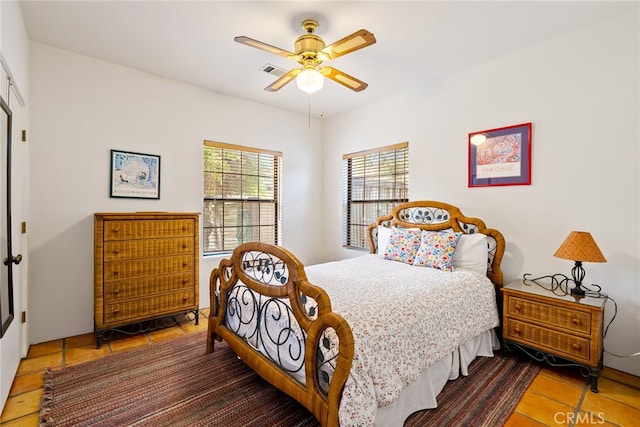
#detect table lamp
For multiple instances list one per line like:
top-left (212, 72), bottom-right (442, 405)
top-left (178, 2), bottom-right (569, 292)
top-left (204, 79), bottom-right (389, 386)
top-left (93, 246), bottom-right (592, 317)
top-left (553, 231), bottom-right (607, 296)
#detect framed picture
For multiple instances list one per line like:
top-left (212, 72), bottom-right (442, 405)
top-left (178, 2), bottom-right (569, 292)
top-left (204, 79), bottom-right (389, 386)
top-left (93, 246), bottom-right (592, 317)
top-left (110, 149), bottom-right (161, 199)
top-left (468, 122), bottom-right (532, 187)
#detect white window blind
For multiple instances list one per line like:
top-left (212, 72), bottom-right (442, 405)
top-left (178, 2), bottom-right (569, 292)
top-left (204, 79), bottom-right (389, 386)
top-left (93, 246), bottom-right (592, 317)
top-left (342, 142), bottom-right (409, 249)
top-left (203, 141), bottom-right (282, 254)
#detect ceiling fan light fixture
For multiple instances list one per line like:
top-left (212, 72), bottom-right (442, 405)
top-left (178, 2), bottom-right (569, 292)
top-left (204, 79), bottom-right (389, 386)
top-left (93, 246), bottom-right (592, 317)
top-left (296, 68), bottom-right (324, 94)
top-left (235, 19), bottom-right (376, 93)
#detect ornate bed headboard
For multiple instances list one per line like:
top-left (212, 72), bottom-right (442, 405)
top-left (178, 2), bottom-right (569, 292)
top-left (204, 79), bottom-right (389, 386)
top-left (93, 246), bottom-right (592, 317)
top-left (367, 200), bottom-right (505, 287)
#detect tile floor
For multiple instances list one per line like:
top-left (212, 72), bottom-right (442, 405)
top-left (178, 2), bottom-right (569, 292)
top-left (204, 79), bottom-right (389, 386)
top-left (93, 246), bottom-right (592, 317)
top-left (2, 311), bottom-right (639, 426)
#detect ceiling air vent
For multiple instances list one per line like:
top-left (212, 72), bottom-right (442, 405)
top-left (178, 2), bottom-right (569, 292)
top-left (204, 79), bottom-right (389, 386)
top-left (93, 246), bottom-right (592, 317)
top-left (260, 63), bottom-right (286, 77)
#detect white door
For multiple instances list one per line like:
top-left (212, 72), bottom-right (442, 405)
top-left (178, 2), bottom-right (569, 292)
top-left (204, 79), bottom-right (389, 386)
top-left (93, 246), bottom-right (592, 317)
top-left (0, 92), bottom-right (24, 411)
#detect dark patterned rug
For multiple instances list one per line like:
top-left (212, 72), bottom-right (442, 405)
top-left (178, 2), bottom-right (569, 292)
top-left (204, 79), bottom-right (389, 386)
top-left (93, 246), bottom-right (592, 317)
top-left (39, 331), bottom-right (539, 426)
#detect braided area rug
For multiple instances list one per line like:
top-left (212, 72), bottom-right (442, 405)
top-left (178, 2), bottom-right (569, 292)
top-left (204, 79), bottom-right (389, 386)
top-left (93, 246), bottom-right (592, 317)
top-left (40, 331), bottom-right (539, 426)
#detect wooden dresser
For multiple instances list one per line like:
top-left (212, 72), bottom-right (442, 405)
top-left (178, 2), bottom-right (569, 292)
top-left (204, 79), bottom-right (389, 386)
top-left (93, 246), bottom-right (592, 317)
top-left (502, 280), bottom-right (605, 392)
top-left (94, 212), bottom-right (200, 346)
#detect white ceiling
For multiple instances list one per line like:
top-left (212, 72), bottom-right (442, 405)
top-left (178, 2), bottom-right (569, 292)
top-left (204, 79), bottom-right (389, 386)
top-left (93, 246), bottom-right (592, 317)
top-left (18, 1), bottom-right (638, 119)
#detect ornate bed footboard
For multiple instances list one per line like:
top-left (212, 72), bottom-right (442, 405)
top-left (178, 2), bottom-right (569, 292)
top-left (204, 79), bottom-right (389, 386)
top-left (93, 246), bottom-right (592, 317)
top-left (206, 242), bottom-right (354, 427)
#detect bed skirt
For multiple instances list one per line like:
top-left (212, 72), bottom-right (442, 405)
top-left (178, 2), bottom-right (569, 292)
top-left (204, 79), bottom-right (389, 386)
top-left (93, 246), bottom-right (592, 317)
top-left (373, 329), bottom-right (500, 427)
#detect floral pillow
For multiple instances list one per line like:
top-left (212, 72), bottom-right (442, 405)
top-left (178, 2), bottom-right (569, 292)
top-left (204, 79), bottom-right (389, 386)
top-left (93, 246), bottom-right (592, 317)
top-left (382, 228), bottom-right (422, 264)
top-left (413, 231), bottom-right (463, 271)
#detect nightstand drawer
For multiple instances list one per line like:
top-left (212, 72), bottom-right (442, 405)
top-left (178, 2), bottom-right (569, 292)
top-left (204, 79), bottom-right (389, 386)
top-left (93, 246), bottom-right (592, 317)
top-left (506, 295), bottom-right (592, 335)
top-left (504, 318), bottom-right (591, 363)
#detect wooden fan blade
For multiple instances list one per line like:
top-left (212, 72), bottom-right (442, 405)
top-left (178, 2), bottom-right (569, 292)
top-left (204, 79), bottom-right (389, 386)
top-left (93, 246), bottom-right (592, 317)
top-left (320, 66), bottom-right (368, 92)
top-left (234, 36), bottom-right (295, 59)
top-left (320, 29), bottom-right (376, 60)
top-left (265, 68), bottom-right (301, 92)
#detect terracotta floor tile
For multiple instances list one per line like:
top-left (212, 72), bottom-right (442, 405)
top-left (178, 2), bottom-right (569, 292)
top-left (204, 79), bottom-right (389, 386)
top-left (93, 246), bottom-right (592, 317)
top-left (601, 367), bottom-right (640, 390)
top-left (16, 353), bottom-right (62, 376)
top-left (538, 366), bottom-right (589, 389)
top-left (594, 377), bottom-right (640, 409)
top-left (180, 319), bottom-right (208, 334)
top-left (527, 372), bottom-right (585, 407)
top-left (65, 344), bottom-right (111, 367)
top-left (0, 389), bottom-right (42, 423)
top-left (27, 339), bottom-right (62, 358)
top-left (108, 334), bottom-right (150, 352)
top-left (8, 372), bottom-right (44, 397)
top-left (0, 412), bottom-right (39, 427)
top-left (514, 389), bottom-right (576, 425)
top-left (581, 389), bottom-right (640, 426)
top-left (573, 411), bottom-right (618, 427)
top-left (65, 332), bottom-right (97, 349)
top-left (504, 411), bottom-right (547, 427)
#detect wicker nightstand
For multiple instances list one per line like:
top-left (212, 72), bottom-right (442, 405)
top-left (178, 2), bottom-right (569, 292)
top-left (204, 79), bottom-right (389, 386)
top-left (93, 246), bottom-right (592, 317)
top-left (501, 279), bottom-right (606, 392)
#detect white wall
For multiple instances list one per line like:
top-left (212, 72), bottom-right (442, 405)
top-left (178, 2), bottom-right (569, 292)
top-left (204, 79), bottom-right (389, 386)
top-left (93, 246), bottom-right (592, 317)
top-left (322, 11), bottom-right (640, 376)
top-left (28, 43), bottom-right (324, 344)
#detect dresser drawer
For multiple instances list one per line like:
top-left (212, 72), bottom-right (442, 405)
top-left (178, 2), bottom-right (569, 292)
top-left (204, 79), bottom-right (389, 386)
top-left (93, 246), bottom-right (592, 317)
top-left (103, 219), bottom-right (195, 241)
top-left (506, 295), bottom-right (591, 335)
top-left (103, 273), bottom-right (195, 302)
top-left (504, 318), bottom-right (593, 364)
top-left (103, 291), bottom-right (197, 324)
top-left (103, 255), bottom-right (194, 281)
top-left (103, 237), bottom-right (194, 261)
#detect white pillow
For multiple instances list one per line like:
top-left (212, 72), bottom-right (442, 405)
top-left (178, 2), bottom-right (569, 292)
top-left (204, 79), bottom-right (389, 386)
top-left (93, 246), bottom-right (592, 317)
top-left (377, 226), bottom-right (394, 257)
top-left (453, 233), bottom-right (488, 274)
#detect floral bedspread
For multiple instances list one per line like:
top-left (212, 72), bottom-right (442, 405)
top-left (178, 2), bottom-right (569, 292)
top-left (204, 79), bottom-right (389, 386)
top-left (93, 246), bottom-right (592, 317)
top-left (304, 254), bottom-right (500, 426)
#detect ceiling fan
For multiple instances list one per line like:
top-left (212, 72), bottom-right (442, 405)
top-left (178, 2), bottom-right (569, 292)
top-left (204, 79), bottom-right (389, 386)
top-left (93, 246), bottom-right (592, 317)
top-left (235, 19), bottom-right (376, 94)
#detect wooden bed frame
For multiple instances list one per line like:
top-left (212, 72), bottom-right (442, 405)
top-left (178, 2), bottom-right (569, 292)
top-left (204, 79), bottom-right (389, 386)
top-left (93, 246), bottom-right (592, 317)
top-left (206, 200), bottom-right (505, 427)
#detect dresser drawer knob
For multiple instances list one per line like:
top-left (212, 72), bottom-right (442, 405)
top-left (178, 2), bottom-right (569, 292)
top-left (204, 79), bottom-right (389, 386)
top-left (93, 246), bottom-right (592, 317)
top-left (113, 309), bottom-right (120, 315)
top-left (113, 289), bottom-right (120, 295)
top-left (514, 304), bottom-right (521, 311)
top-left (112, 249), bottom-right (120, 255)
top-left (182, 297), bottom-right (188, 302)
top-left (514, 326), bottom-right (522, 334)
top-left (572, 343), bottom-right (581, 350)
top-left (182, 279), bottom-right (188, 284)
top-left (182, 243), bottom-right (188, 249)
top-left (572, 318), bottom-right (580, 325)
top-left (113, 269), bottom-right (119, 276)
top-left (183, 261), bottom-right (188, 267)
top-left (182, 226), bottom-right (187, 231)
top-left (112, 227), bottom-right (120, 234)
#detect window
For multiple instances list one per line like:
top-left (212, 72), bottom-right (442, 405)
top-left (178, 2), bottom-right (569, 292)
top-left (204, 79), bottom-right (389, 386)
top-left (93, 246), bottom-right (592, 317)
top-left (343, 142), bottom-right (409, 249)
top-left (203, 141), bottom-right (282, 254)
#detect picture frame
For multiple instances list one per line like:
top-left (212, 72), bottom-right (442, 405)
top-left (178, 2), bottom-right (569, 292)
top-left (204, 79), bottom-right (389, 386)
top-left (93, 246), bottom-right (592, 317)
top-left (110, 149), bottom-right (161, 199)
top-left (468, 122), bottom-right (532, 187)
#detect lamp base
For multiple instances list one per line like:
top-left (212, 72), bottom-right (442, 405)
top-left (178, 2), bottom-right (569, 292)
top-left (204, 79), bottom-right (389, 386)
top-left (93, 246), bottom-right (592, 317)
top-left (571, 284), bottom-right (586, 296)
top-left (570, 261), bottom-right (587, 296)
